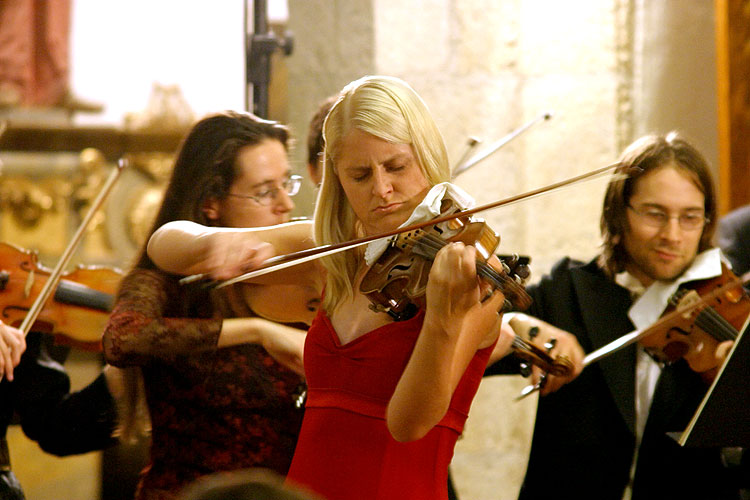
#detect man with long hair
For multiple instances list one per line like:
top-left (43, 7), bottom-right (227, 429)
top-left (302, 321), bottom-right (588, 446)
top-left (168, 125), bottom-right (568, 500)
top-left (487, 132), bottom-right (746, 500)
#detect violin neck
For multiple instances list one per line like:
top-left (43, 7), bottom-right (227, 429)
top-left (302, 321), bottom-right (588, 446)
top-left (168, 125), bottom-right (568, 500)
top-left (55, 279), bottom-right (114, 312)
top-left (411, 235), bottom-right (525, 310)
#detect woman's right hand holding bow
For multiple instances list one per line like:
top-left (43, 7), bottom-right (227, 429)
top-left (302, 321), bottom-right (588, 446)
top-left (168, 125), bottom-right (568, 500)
top-left (146, 220), bottom-right (319, 280)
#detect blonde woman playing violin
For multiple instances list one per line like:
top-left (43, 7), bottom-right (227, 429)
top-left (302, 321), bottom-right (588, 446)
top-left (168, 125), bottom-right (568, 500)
top-left (147, 76), bottom-right (583, 500)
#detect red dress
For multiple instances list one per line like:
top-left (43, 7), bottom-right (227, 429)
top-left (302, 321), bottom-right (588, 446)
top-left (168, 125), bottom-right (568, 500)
top-left (286, 308), bottom-right (493, 500)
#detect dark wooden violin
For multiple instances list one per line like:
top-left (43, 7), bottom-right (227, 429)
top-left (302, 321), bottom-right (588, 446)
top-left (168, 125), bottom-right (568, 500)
top-left (0, 242), bottom-right (122, 351)
top-left (359, 198), bottom-right (573, 377)
top-left (219, 281), bottom-right (322, 327)
top-left (360, 198), bottom-right (531, 319)
top-left (639, 263), bottom-right (750, 377)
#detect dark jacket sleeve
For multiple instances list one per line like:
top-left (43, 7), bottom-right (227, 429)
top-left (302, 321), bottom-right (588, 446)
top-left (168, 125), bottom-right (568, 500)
top-left (718, 205), bottom-right (750, 277)
top-left (11, 332), bottom-right (118, 456)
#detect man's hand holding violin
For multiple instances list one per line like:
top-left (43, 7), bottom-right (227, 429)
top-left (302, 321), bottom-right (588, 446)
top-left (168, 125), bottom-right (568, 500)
top-left (493, 312), bottom-right (585, 396)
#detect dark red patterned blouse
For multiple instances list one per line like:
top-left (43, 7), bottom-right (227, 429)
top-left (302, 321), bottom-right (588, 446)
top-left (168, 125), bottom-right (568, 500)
top-left (103, 269), bottom-right (305, 500)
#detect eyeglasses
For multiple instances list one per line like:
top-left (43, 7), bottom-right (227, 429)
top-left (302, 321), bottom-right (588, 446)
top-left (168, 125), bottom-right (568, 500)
top-left (227, 175), bottom-right (302, 206)
top-left (627, 205), bottom-right (708, 231)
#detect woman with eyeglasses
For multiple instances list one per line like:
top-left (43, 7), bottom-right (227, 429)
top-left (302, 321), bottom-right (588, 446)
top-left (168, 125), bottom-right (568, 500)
top-left (102, 111), bottom-right (320, 500)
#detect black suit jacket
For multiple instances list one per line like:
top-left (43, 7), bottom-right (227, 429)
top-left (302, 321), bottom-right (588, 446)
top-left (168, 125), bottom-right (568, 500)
top-left (487, 257), bottom-right (740, 500)
top-left (0, 332), bottom-right (118, 499)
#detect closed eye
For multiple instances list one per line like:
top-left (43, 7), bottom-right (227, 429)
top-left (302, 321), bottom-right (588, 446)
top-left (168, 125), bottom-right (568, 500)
top-left (347, 168), bottom-right (371, 182)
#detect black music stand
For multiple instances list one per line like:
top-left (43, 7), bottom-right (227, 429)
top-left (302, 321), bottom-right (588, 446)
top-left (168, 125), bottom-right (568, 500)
top-left (669, 314), bottom-right (750, 447)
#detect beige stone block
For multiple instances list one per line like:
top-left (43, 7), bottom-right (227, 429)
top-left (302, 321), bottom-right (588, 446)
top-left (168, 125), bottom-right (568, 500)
top-left (519, 0), bottom-right (617, 75)
top-left (374, 0), bottom-right (452, 73)
top-left (516, 74), bottom-right (618, 272)
top-left (452, 375), bottom-right (537, 500)
top-left (453, 0), bottom-right (522, 75)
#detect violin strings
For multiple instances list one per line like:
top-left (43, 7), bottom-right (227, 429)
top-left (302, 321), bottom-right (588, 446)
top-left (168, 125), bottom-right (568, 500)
top-left (693, 307), bottom-right (738, 341)
top-left (669, 288), bottom-right (738, 341)
top-left (413, 233), bottom-right (511, 290)
top-left (408, 233), bottom-right (567, 374)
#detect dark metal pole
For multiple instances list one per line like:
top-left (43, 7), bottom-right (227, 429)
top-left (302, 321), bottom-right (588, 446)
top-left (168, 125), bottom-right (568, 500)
top-left (245, 0), bottom-right (293, 118)
top-left (251, 0), bottom-right (269, 117)
top-left (243, 1), bottom-right (249, 111)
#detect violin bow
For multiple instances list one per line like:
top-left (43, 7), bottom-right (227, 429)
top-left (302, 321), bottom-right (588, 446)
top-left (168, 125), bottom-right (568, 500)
top-left (19, 158), bottom-right (127, 336)
top-left (582, 272), bottom-right (750, 367)
top-left (451, 111), bottom-right (554, 179)
top-left (183, 161), bottom-right (620, 289)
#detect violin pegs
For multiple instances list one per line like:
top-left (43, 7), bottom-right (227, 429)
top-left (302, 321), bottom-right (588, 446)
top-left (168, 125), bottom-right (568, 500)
top-left (543, 337), bottom-right (557, 352)
top-left (515, 264), bottom-right (531, 280)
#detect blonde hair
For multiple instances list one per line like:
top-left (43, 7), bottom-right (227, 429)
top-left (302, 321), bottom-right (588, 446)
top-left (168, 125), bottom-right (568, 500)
top-left (313, 76), bottom-right (450, 313)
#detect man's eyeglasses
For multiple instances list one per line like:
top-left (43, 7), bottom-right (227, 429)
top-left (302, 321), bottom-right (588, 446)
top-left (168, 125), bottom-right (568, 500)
top-left (227, 175), bottom-right (302, 206)
top-left (627, 205), bottom-right (708, 231)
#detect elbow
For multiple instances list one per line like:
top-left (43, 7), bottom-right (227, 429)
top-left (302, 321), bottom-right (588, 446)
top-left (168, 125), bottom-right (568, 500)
top-left (146, 225), bottom-right (172, 273)
top-left (386, 406), bottom-right (439, 442)
top-left (146, 220), bottom-right (196, 274)
top-left (387, 419), bottom-right (432, 442)
top-left (101, 318), bottom-right (143, 367)
top-left (101, 332), bottom-right (127, 367)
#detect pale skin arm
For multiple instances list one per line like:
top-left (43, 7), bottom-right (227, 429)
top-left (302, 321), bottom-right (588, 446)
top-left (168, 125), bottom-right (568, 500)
top-left (0, 321), bottom-right (26, 382)
top-left (147, 219), bottom-right (320, 284)
top-left (219, 317), bottom-right (306, 376)
top-left (386, 242), bottom-right (513, 442)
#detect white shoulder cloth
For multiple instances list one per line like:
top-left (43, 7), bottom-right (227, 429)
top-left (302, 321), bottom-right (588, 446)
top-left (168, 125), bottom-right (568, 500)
top-left (628, 248), bottom-right (724, 330)
top-left (364, 182), bottom-right (475, 266)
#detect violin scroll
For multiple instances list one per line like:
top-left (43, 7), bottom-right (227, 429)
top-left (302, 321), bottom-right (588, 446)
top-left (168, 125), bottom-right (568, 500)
top-left (513, 335), bottom-right (573, 377)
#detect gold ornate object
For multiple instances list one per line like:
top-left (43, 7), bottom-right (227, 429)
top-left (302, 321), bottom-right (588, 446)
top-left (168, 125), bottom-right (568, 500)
top-left (71, 148), bottom-right (115, 258)
top-left (124, 83), bottom-right (195, 133)
top-left (0, 178), bottom-right (56, 228)
top-left (126, 152), bottom-right (174, 183)
top-left (127, 185), bottom-right (164, 247)
top-left (103, 151), bottom-right (173, 261)
top-left (0, 176), bottom-right (69, 255)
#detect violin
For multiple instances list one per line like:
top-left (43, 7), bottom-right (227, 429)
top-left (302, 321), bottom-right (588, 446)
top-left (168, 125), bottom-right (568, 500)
top-left (360, 198), bottom-right (531, 319)
top-left (639, 263), bottom-right (750, 377)
top-left (0, 242), bottom-right (122, 351)
top-left (220, 282), bottom-right (322, 327)
top-left (360, 198), bottom-right (574, 377)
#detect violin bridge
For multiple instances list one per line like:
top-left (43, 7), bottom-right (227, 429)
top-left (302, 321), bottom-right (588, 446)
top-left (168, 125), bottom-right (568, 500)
top-left (24, 268), bottom-right (34, 298)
